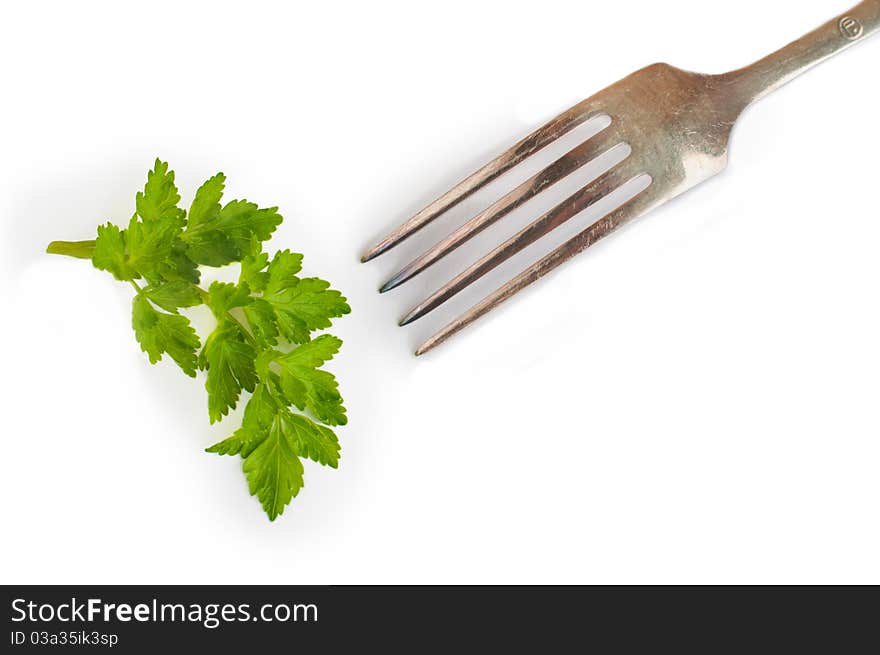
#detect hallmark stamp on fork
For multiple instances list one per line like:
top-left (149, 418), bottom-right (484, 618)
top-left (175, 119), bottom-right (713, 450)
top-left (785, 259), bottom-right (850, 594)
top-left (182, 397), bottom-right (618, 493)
top-left (839, 16), bottom-right (864, 40)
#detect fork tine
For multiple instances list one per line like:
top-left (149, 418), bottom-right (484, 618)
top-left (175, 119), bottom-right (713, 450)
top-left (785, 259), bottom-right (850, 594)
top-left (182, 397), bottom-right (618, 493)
top-left (413, 182), bottom-right (655, 356)
top-left (379, 127), bottom-right (623, 292)
top-left (399, 163), bottom-right (637, 326)
top-left (361, 100), bottom-right (605, 262)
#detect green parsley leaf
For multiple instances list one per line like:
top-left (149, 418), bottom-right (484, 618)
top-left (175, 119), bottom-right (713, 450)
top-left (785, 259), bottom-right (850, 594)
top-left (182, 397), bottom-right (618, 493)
top-left (131, 295), bottom-right (200, 376)
top-left (242, 299), bottom-right (280, 348)
top-left (184, 229), bottom-right (240, 267)
top-left (152, 241), bottom-right (201, 285)
top-left (239, 238), bottom-right (271, 292)
top-left (137, 159), bottom-right (186, 227)
top-left (92, 222), bottom-right (137, 281)
top-left (183, 172), bottom-right (237, 266)
top-left (265, 277), bottom-right (351, 344)
top-left (201, 322), bottom-right (259, 423)
top-left (215, 200), bottom-right (283, 248)
top-left (183, 190), bottom-right (282, 266)
top-left (264, 250), bottom-right (304, 294)
top-left (274, 335), bottom-right (347, 426)
top-left (285, 412), bottom-right (340, 468)
top-left (126, 214), bottom-right (182, 278)
top-left (242, 413), bottom-right (305, 521)
top-left (142, 281), bottom-right (202, 313)
top-left (206, 382), bottom-right (278, 456)
top-left (205, 281), bottom-right (252, 319)
top-left (188, 173), bottom-right (225, 228)
top-left (207, 383), bottom-right (338, 520)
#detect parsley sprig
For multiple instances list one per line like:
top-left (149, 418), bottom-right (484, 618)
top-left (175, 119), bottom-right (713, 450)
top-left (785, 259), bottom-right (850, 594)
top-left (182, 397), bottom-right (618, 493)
top-left (47, 160), bottom-right (350, 521)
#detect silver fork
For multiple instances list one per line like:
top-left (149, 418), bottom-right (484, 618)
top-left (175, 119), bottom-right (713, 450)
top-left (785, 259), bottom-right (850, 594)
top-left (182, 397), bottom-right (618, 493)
top-left (363, 1), bottom-right (879, 356)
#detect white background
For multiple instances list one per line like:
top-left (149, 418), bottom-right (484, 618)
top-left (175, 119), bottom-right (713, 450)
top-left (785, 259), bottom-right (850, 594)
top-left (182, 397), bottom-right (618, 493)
top-left (1, 0), bottom-right (878, 584)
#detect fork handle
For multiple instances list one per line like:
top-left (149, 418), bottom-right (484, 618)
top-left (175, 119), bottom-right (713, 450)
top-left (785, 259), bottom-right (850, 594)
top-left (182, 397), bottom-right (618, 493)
top-left (727, 0), bottom-right (880, 105)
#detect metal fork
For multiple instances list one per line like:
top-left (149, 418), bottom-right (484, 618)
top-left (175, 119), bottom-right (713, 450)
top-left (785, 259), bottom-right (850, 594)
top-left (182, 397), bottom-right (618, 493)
top-left (363, 1), bottom-right (879, 356)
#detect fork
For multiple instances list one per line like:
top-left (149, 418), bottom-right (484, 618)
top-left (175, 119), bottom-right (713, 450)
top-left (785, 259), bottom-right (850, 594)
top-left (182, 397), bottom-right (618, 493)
top-left (363, 1), bottom-right (879, 356)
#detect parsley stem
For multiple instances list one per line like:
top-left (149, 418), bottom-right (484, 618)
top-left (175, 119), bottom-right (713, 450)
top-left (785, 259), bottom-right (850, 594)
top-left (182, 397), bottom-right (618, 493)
top-left (46, 240), bottom-right (96, 259)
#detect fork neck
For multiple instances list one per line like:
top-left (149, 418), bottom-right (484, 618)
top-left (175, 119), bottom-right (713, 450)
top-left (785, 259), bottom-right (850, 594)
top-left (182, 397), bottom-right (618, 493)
top-left (723, 0), bottom-right (879, 107)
